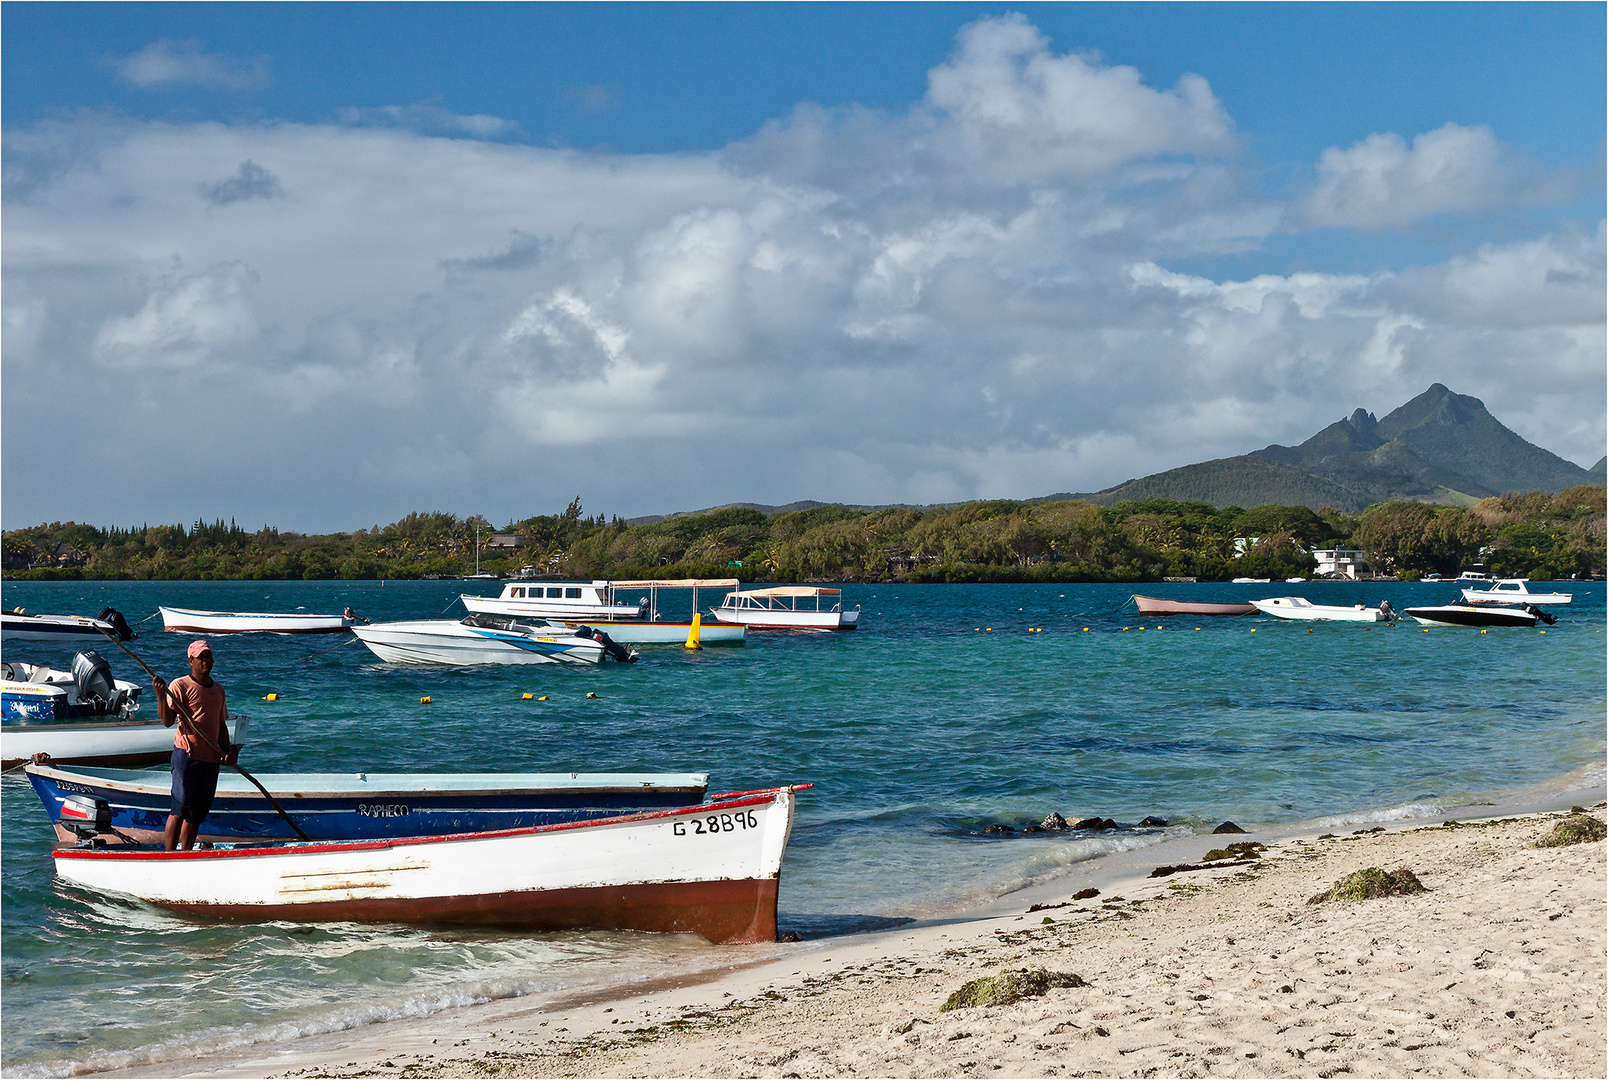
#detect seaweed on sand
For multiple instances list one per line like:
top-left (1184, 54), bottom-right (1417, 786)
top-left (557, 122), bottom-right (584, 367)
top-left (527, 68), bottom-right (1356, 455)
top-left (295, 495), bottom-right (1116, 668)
top-left (1203, 841), bottom-right (1265, 861)
top-left (940, 968), bottom-right (1086, 1011)
top-left (1307, 867), bottom-right (1426, 904)
top-left (1536, 815), bottom-right (1607, 848)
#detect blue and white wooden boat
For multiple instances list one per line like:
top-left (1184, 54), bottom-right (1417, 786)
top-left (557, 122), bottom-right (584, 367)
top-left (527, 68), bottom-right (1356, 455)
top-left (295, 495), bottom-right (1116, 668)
top-left (25, 762), bottom-right (709, 845)
top-left (2, 652), bottom-right (143, 722)
top-left (352, 615), bottom-right (638, 665)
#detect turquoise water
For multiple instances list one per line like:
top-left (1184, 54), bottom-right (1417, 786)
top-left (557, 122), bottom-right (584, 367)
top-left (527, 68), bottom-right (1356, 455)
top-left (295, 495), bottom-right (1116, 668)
top-left (3, 579), bottom-right (1603, 1075)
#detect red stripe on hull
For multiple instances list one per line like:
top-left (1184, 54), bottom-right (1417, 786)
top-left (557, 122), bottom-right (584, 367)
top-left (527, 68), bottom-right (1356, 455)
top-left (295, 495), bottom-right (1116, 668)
top-left (163, 625), bottom-right (350, 634)
top-left (149, 877), bottom-right (780, 944)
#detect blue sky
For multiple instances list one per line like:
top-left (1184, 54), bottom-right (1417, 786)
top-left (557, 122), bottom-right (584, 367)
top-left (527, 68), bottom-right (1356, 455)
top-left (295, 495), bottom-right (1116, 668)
top-left (3, 3), bottom-right (1603, 530)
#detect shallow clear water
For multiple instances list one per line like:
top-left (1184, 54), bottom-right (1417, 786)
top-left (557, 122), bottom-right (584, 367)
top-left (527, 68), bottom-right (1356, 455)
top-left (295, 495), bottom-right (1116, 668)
top-left (3, 579), bottom-right (1603, 1074)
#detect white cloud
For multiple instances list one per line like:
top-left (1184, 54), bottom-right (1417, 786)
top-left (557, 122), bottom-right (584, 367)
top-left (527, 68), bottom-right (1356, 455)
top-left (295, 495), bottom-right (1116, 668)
top-left (1297, 122), bottom-right (1567, 228)
top-left (110, 39), bottom-right (271, 91)
top-left (4, 15), bottom-right (1602, 529)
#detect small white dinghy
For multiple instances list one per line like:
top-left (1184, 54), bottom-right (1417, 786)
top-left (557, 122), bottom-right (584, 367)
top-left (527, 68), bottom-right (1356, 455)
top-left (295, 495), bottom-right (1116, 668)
top-left (160, 607), bottom-right (357, 634)
top-left (1250, 597), bottom-right (1393, 623)
top-left (52, 785), bottom-right (806, 944)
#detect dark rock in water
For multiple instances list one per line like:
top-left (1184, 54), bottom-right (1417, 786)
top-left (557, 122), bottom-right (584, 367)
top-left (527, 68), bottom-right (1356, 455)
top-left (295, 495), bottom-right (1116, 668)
top-left (1071, 888), bottom-right (1099, 900)
top-left (984, 823), bottom-right (1016, 834)
top-left (1139, 816), bottom-right (1168, 827)
top-left (1212, 821), bottom-right (1247, 834)
top-left (1074, 817), bottom-right (1117, 831)
top-left (778, 930), bottom-right (803, 943)
top-left (1021, 825), bottom-right (1044, 833)
top-left (1042, 812), bottom-right (1069, 830)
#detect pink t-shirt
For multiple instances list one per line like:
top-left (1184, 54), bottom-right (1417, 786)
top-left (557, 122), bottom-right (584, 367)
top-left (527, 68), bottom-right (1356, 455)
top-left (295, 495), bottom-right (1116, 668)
top-left (168, 675), bottom-right (228, 762)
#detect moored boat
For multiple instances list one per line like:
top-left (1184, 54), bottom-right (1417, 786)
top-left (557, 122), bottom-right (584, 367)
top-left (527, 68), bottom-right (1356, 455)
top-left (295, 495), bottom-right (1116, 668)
top-left (2, 651), bottom-right (142, 722)
top-left (51, 785), bottom-right (806, 944)
top-left (1459, 579), bottom-right (1572, 606)
top-left (711, 586), bottom-right (860, 631)
top-left (159, 607), bottom-right (358, 634)
top-left (463, 579), bottom-right (746, 643)
top-left (352, 615), bottom-right (635, 665)
top-left (1132, 595), bottom-right (1258, 617)
top-left (1250, 597), bottom-right (1392, 623)
top-left (3, 715), bottom-right (248, 772)
top-left (25, 762), bottom-right (710, 845)
top-left (2, 607), bottom-right (135, 646)
top-left (1405, 603), bottom-right (1555, 628)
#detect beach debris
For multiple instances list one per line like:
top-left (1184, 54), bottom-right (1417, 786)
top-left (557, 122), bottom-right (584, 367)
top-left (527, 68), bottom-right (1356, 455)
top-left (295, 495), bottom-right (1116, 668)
top-left (1212, 821), bottom-right (1248, 834)
top-left (1307, 866), bottom-right (1427, 905)
top-left (1203, 841), bottom-right (1265, 861)
top-left (778, 930), bottom-right (803, 942)
top-left (1071, 888), bottom-right (1099, 900)
top-left (1073, 816), bottom-right (1117, 831)
top-left (939, 968), bottom-right (1085, 1012)
top-left (1026, 901), bottom-right (1070, 912)
top-left (1139, 816), bottom-right (1168, 827)
top-left (1352, 826), bottom-right (1385, 834)
top-left (1536, 814), bottom-right (1606, 848)
top-left (1041, 812), bottom-right (1069, 830)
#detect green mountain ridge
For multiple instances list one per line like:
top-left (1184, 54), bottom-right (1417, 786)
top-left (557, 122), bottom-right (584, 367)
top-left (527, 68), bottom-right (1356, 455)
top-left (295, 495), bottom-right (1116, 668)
top-left (1055, 384), bottom-right (1595, 512)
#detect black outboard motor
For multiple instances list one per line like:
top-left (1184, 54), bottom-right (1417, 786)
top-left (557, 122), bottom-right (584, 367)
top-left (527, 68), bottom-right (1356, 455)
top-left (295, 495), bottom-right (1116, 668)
top-left (71, 650), bottom-right (125, 713)
top-left (1524, 604), bottom-right (1558, 625)
top-left (59, 794), bottom-right (138, 847)
top-left (97, 607), bottom-right (135, 641)
top-left (573, 625), bottom-right (639, 663)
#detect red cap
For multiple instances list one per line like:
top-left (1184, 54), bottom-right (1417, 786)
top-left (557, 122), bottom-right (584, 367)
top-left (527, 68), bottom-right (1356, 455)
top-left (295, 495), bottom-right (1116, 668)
top-left (187, 639), bottom-right (213, 659)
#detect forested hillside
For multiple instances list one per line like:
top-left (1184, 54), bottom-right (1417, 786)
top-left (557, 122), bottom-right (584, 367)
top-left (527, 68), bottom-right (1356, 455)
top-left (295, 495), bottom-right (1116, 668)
top-left (5, 487), bottom-right (1602, 584)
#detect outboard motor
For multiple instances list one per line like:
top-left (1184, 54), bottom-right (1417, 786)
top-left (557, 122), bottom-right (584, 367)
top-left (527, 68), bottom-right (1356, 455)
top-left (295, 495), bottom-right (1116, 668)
top-left (97, 607), bottom-right (135, 641)
top-left (1524, 604), bottom-right (1558, 626)
top-left (71, 650), bottom-right (124, 713)
top-left (573, 625), bottom-right (639, 663)
top-left (1378, 600), bottom-right (1398, 622)
top-left (59, 794), bottom-right (138, 847)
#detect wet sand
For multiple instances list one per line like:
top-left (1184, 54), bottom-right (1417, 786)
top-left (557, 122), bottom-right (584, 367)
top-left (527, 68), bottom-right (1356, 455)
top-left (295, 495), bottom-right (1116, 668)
top-left (113, 796), bottom-right (1606, 1080)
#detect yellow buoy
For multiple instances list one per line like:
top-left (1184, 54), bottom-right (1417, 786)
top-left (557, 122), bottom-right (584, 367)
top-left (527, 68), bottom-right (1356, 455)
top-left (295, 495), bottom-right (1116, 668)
top-left (684, 612), bottom-right (703, 650)
top-left (538, 695), bottom-right (548, 702)
top-left (1480, 629), bottom-right (1487, 634)
top-left (1250, 628), bottom-right (1257, 633)
top-left (1539, 629), bottom-right (1546, 634)
top-left (263, 693), bottom-right (278, 701)
top-left (1082, 627), bottom-right (1089, 631)
top-left (420, 696), bottom-right (431, 704)
top-left (522, 692), bottom-right (534, 700)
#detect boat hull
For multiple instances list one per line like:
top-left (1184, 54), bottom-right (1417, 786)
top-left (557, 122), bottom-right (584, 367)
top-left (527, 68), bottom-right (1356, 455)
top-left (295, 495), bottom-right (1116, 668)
top-left (1132, 596), bottom-right (1257, 617)
top-left (2, 716), bottom-right (247, 772)
top-left (708, 607), bottom-right (859, 631)
top-left (1, 613), bottom-right (119, 645)
top-left (1250, 598), bottom-right (1386, 622)
top-left (52, 788), bottom-right (802, 944)
top-left (352, 620), bottom-right (606, 665)
top-left (1459, 588), bottom-right (1572, 606)
top-left (159, 607), bottom-right (354, 634)
top-left (1406, 605), bottom-right (1540, 628)
top-left (461, 595), bottom-right (646, 621)
top-left (26, 764), bottom-right (710, 845)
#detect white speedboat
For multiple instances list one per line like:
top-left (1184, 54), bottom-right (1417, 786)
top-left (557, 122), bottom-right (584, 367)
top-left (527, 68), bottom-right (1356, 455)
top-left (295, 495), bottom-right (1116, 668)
top-left (160, 607), bottom-right (358, 634)
top-left (464, 579), bottom-right (746, 644)
top-left (1459, 579), bottom-right (1572, 606)
top-left (1406, 603), bottom-right (1555, 628)
top-left (711, 586), bottom-right (860, 631)
top-left (2, 607), bottom-right (136, 645)
top-left (352, 615), bottom-right (635, 665)
top-left (1250, 597), bottom-right (1391, 623)
top-left (51, 785), bottom-right (804, 944)
top-left (2, 651), bottom-right (142, 722)
top-left (3, 714), bottom-right (247, 772)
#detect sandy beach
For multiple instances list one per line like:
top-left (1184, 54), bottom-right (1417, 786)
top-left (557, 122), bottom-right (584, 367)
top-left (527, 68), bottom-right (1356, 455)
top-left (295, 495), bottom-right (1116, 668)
top-left (112, 797), bottom-right (1606, 1080)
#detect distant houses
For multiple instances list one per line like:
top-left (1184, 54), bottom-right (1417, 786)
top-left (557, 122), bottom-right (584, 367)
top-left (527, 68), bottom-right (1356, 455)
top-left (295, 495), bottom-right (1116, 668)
top-left (1233, 536), bottom-right (1370, 579)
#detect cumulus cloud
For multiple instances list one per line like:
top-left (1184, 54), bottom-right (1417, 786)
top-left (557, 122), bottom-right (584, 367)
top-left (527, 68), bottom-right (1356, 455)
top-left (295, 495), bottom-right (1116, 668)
top-left (1297, 122), bottom-right (1568, 228)
top-left (110, 39), bottom-right (271, 91)
top-left (334, 101), bottom-right (524, 140)
top-left (3, 15), bottom-right (1602, 530)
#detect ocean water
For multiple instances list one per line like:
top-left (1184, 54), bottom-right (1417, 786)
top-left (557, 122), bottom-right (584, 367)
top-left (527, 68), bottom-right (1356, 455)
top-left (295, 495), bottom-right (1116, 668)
top-left (2, 579), bottom-right (1603, 1075)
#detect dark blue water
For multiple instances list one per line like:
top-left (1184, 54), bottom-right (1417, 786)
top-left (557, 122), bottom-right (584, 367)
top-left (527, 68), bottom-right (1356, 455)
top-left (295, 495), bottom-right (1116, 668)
top-left (3, 579), bottom-right (1603, 1075)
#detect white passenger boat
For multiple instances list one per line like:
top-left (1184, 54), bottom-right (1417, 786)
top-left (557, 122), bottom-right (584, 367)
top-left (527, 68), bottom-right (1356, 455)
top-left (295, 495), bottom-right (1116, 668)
top-left (2, 607), bottom-right (136, 645)
top-left (1406, 603), bottom-right (1555, 628)
top-left (52, 785), bottom-right (805, 944)
top-left (159, 607), bottom-right (357, 634)
top-left (1459, 579), bottom-right (1572, 606)
top-left (711, 586), bottom-right (860, 631)
top-left (3, 715), bottom-right (247, 772)
top-left (1250, 597), bottom-right (1392, 623)
top-left (352, 615), bottom-right (635, 665)
top-left (463, 579), bottom-right (746, 644)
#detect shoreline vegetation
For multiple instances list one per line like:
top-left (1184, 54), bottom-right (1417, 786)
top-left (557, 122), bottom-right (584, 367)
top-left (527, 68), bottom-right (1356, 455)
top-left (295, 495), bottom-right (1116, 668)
top-left (110, 799), bottom-right (1606, 1080)
top-left (5, 486), bottom-right (1604, 586)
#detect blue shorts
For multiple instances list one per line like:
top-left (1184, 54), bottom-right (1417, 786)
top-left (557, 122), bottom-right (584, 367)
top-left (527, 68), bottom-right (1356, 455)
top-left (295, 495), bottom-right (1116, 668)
top-left (171, 748), bottom-right (221, 824)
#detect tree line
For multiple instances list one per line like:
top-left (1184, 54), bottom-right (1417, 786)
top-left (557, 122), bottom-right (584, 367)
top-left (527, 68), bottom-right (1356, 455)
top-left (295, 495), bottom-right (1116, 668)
top-left (3, 487), bottom-right (1602, 584)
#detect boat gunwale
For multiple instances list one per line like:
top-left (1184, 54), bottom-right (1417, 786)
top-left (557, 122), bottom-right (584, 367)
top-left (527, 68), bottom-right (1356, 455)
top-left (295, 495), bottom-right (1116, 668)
top-left (53, 785), bottom-right (810, 862)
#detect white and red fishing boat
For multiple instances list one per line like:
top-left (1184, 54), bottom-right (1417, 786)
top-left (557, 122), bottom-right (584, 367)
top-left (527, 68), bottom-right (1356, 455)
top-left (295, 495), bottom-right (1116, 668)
top-left (1132, 595), bottom-right (1258, 617)
top-left (710, 587), bottom-right (859, 631)
top-left (159, 607), bottom-right (356, 634)
top-left (52, 785), bottom-right (806, 944)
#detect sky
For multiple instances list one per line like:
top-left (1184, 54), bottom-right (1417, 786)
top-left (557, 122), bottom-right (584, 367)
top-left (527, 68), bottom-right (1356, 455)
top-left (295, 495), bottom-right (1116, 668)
top-left (3, 2), bottom-right (1604, 532)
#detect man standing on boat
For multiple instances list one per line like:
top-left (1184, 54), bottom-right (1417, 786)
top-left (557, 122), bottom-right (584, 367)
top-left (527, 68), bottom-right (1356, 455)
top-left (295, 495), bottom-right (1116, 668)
top-left (151, 639), bottom-right (236, 851)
